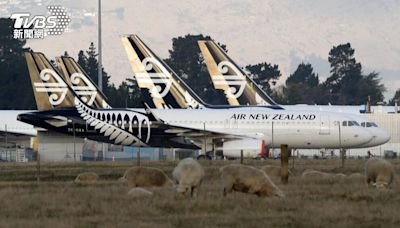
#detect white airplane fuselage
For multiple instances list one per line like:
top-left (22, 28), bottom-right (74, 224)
top-left (133, 107), bottom-right (373, 149)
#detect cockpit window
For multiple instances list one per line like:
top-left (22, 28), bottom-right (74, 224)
top-left (365, 122), bottom-right (378, 127)
top-left (343, 121), bottom-right (360, 127)
top-left (361, 122), bottom-right (366, 127)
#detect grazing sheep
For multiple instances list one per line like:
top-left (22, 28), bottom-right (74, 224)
top-left (127, 187), bottom-right (153, 198)
top-left (334, 173), bottom-right (347, 179)
top-left (74, 172), bottom-right (99, 183)
top-left (347, 173), bottom-right (364, 179)
top-left (120, 167), bottom-right (174, 188)
top-left (260, 165), bottom-right (292, 180)
top-left (365, 158), bottom-right (395, 189)
top-left (301, 170), bottom-right (333, 179)
top-left (220, 164), bottom-right (284, 198)
top-left (172, 158), bottom-right (205, 197)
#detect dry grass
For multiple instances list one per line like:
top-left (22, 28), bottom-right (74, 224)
top-left (0, 159), bottom-right (399, 227)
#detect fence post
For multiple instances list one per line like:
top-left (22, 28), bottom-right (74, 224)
top-left (280, 144), bottom-right (289, 184)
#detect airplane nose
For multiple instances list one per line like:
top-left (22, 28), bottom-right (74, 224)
top-left (355, 129), bottom-right (374, 145)
top-left (356, 128), bottom-right (391, 147)
top-left (378, 129), bottom-right (391, 144)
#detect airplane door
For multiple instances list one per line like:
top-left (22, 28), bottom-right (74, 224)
top-left (224, 119), bottom-right (238, 129)
top-left (320, 115), bottom-right (330, 135)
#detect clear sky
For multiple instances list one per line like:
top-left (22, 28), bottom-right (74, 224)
top-left (2, 0), bottom-right (399, 101)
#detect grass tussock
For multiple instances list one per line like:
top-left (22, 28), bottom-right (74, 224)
top-left (0, 159), bottom-right (399, 227)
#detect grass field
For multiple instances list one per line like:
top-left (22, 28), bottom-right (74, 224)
top-left (0, 159), bottom-right (399, 228)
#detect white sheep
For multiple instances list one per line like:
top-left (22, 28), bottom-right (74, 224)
top-left (220, 164), bottom-right (284, 198)
top-left (120, 167), bottom-right (174, 188)
top-left (260, 165), bottom-right (293, 180)
top-left (74, 172), bottom-right (99, 183)
top-left (172, 158), bottom-right (205, 197)
top-left (301, 170), bottom-right (333, 179)
top-left (365, 158), bottom-right (395, 189)
top-left (127, 187), bottom-right (153, 198)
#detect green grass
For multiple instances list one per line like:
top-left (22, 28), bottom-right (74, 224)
top-left (0, 159), bottom-right (399, 227)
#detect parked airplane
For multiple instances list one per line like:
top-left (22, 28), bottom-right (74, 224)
top-left (198, 40), bottom-right (391, 147)
top-left (120, 35), bottom-right (390, 150)
top-left (55, 56), bottom-right (111, 109)
top-left (18, 52), bottom-right (375, 158)
top-left (198, 40), bottom-right (277, 106)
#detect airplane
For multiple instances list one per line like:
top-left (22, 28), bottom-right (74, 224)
top-left (18, 51), bottom-right (375, 158)
top-left (197, 40), bottom-right (391, 147)
top-left (55, 55), bottom-right (111, 109)
top-left (198, 40), bottom-right (277, 106)
top-left (119, 35), bottom-right (390, 150)
top-left (56, 52), bottom-right (386, 156)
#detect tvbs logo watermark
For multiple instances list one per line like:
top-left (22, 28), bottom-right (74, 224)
top-left (10, 6), bottom-right (70, 39)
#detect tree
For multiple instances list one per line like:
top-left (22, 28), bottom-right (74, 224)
top-left (358, 72), bottom-right (385, 104)
top-left (389, 89), bottom-right (400, 106)
top-left (245, 62), bottom-right (281, 95)
top-left (324, 43), bottom-right (385, 105)
top-left (0, 18), bottom-right (35, 109)
top-left (284, 63), bottom-right (323, 104)
top-left (164, 34), bottom-right (229, 105)
top-left (286, 63), bottom-right (318, 87)
top-left (106, 81), bottom-right (144, 108)
top-left (76, 42), bottom-right (112, 96)
top-left (76, 43), bottom-right (144, 108)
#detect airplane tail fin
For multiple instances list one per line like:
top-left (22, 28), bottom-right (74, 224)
top-left (25, 52), bottom-right (76, 111)
top-left (55, 56), bottom-right (111, 109)
top-left (120, 34), bottom-right (205, 109)
top-left (198, 40), bottom-right (277, 106)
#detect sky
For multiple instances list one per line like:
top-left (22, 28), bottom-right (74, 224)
top-left (2, 0), bottom-right (400, 101)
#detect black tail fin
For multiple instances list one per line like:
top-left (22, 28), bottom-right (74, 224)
top-left (55, 56), bottom-right (111, 109)
top-left (25, 52), bottom-right (76, 111)
top-left (120, 34), bottom-right (205, 109)
top-left (198, 40), bottom-right (277, 105)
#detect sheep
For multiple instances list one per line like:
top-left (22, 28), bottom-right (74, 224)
top-left (127, 187), bottom-right (153, 198)
top-left (172, 158), bottom-right (205, 197)
top-left (365, 158), bottom-right (395, 189)
top-left (74, 172), bottom-right (99, 183)
top-left (301, 170), bottom-right (333, 179)
top-left (347, 173), bottom-right (364, 179)
top-left (334, 173), bottom-right (347, 179)
top-left (220, 164), bottom-right (284, 198)
top-left (260, 165), bottom-right (292, 180)
top-left (120, 167), bottom-right (174, 188)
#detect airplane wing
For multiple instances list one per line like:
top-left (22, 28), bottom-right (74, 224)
top-left (0, 130), bottom-right (35, 138)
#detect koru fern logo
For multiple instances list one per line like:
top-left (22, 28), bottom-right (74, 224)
top-left (11, 5), bottom-right (70, 39)
top-left (69, 72), bottom-right (98, 106)
top-left (34, 69), bottom-right (68, 106)
top-left (135, 57), bottom-right (173, 98)
top-left (213, 61), bottom-right (247, 99)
